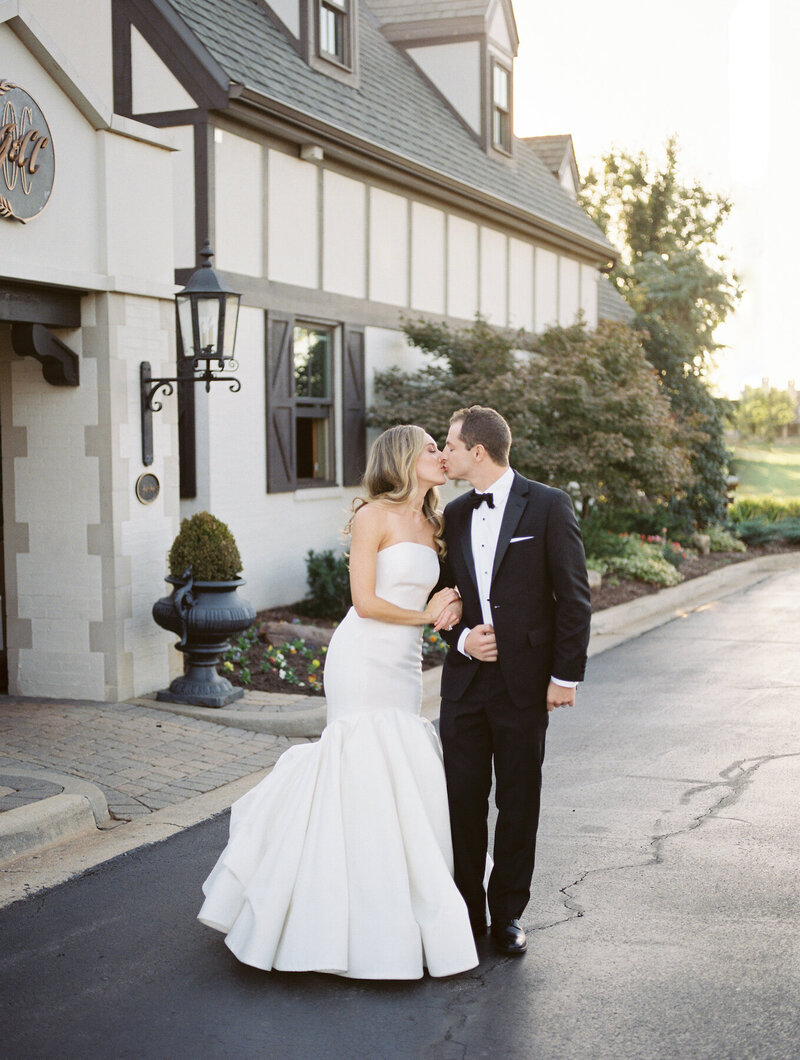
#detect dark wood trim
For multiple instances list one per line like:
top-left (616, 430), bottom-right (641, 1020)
top-left (112, 0), bottom-right (231, 120)
top-left (194, 121), bottom-right (213, 269)
top-left (0, 281), bottom-right (83, 328)
top-left (126, 107), bottom-right (207, 128)
top-left (112, 0), bottom-right (133, 115)
top-left (177, 348), bottom-right (197, 497)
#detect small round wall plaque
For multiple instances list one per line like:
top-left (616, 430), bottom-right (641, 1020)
top-left (135, 472), bottom-right (160, 504)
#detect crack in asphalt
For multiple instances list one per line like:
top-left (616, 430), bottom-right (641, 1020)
top-left (539, 751), bottom-right (800, 933)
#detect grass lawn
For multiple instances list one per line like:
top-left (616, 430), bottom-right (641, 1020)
top-left (731, 439), bottom-right (800, 499)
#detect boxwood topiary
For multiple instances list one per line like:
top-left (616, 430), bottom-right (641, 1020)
top-left (168, 511), bottom-right (243, 581)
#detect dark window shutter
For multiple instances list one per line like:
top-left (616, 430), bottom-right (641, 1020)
top-left (342, 326), bottom-right (366, 487)
top-left (266, 313), bottom-right (296, 493)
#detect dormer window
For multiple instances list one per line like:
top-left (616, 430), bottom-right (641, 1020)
top-left (318, 0), bottom-right (351, 68)
top-left (492, 62), bottom-right (512, 153)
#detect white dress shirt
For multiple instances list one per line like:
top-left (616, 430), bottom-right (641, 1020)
top-left (456, 467), bottom-right (577, 688)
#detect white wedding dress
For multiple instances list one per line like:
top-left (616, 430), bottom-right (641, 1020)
top-left (198, 542), bottom-right (478, 980)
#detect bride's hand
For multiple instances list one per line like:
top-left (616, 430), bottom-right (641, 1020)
top-left (424, 587), bottom-right (459, 626)
top-left (432, 596), bottom-right (462, 632)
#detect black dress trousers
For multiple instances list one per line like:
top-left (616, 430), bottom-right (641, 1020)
top-left (440, 660), bottom-right (549, 927)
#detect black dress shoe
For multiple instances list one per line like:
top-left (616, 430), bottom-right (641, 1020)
top-left (491, 918), bottom-right (527, 955)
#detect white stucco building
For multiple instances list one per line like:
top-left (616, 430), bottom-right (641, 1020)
top-left (1, 0), bottom-right (627, 701)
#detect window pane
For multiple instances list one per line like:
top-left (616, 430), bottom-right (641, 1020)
top-left (294, 326), bottom-right (331, 399)
top-left (296, 415), bottom-right (331, 480)
top-left (320, 4), bottom-right (344, 60)
top-left (493, 65), bottom-right (509, 110)
top-left (493, 108), bottom-right (508, 149)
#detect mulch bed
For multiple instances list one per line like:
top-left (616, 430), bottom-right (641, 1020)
top-left (591, 543), bottom-right (797, 611)
top-left (226, 544), bottom-right (798, 696)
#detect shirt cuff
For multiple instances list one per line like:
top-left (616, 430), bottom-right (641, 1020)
top-left (550, 676), bottom-right (578, 688)
top-left (457, 628), bottom-right (472, 658)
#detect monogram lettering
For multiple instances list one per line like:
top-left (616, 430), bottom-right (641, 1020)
top-left (0, 81), bottom-right (55, 223)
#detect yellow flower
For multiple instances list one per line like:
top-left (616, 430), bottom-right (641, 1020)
top-left (223, 661), bottom-right (234, 672)
top-left (311, 659), bottom-right (321, 669)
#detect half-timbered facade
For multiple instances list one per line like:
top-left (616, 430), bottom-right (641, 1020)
top-left (1, 0), bottom-right (620, 701)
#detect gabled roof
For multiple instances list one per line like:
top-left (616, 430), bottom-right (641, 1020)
top-left (370, 0), bottom-right (519, 53)
top-left (165, 0), bottom-right (614, 259)
top-left (523, 135), bottom-right (574, 177)
top-left (368, 1), bottom-right (492, 22)
top-left (598, 276), bottom-right (635, 324)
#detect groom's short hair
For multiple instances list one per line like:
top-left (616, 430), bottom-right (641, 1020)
top-left (451, 406), bottom-right (511, 465)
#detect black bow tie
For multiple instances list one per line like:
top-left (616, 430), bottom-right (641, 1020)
top-left (468, 491), bottom-right (495, 510)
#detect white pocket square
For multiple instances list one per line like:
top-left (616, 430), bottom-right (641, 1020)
top-left (510, 535), bottom-right (534, 543)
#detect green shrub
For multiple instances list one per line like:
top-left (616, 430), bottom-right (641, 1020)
top-left (705, 525), bottom-right (746, 553)
top-left (303, 549), bottom-right (352, 620)
top-left (605, 553), bottom-right (684, 587)
top-left (581, 521), bottom-right (640, 560)
top-left (168, 511), bottom-right (242, 580)
top-left (585, 556), bottom-right (608, 575)
top-left (728, 498), bottom-right (800, 523)
top-left (730, 517), bottom-right (800, 547)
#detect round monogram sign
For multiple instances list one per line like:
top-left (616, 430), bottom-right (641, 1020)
top-left (0, 80), bottom-right (55, 223)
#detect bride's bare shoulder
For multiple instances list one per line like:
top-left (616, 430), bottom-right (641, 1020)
top-left (351, 501), bottom-right (391, 531)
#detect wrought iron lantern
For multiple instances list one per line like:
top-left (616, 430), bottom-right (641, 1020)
top-left (140, 240), bottom-right (242, 465)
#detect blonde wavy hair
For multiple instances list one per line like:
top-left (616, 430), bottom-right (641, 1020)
top-left (347, 425), bottom-right (446, 556)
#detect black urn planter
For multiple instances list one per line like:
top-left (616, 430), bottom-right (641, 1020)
top-left (153, 572), bottom-right (256, 708)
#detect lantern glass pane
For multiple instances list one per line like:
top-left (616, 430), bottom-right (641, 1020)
top-left (221, 293), bottom-right (240, 361)
top-left (177, 295), bottom-right (194, 358)
top-left (196, 296), bottom-right (221, 355)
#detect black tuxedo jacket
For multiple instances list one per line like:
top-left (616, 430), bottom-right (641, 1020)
top-left (439, 472), bottom-right (592, 710)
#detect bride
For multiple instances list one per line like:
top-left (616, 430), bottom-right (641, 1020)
top-left (198, 425), bottom-right (479, 979)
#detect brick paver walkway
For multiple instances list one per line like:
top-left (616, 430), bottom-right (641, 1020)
top-left (0, 697), bottom-right (306, 821)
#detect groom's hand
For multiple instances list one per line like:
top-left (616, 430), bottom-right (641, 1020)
top-left (465, 625), bottom-right (498, 662)
top-left (546, 681), bottom-right (576, 711)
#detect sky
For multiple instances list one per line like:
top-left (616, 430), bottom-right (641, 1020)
top-left (511, 0), bottom-right (797, 398)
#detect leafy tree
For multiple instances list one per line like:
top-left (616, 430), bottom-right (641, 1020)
top-left (736, 385), bottom-right (796, 444)
top-left (581, 137), bottom-right (740, 523)
top-left (370, 316), bottom-right (690, 517)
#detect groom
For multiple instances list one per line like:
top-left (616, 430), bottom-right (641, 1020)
top-left (438, 405), bottom-right (591, 955)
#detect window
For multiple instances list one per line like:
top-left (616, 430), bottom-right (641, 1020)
top-left (318, 0), bottom-right (350, 66)
top-left (492, 62), bottom-right (511, 153)
top-left (266, 313), bottom-right (366, 492)
top-left (293, 324), bottom-right (333, 482)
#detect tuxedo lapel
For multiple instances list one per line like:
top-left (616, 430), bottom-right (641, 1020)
top-left (491, 474), bottom-right (527, 583)
top-left (457, 502), bottom-right (479, 599)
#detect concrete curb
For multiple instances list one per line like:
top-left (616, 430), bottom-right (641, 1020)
top-left (0, 795), bottom-right (99, 865)
top-left (0, 765), bottom-right (112, 867)
top-left (128, 697), bottom-right (327, 738)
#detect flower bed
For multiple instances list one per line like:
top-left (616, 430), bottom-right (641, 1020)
top-left (222, 615), bottom-right (448, 696)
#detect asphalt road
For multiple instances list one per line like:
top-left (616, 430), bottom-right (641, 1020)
top-left (2, 568), bottom-right (799, 1060)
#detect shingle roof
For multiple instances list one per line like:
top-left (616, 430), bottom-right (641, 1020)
top-left (167, 0), bottom-right (615, 257)
top-left (367, 0), bottom-right (491, 24)
top-left (598, 276), bottom-right (635, 324)
top-left (523, 135), bottom-right (574, 179)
